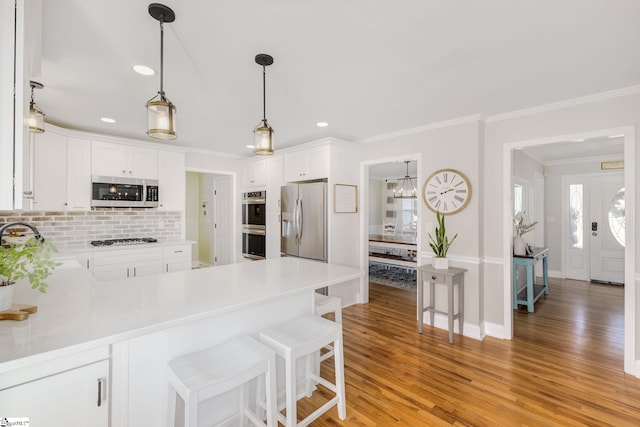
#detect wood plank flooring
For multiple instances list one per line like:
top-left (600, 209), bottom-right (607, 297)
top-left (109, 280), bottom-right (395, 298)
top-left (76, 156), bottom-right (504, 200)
top-left (296, 278), bottom-right (640, 426)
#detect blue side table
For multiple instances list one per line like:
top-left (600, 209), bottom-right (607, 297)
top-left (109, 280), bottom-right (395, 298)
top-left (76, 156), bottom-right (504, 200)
top-left (513, 247), bottom-right (549, 312)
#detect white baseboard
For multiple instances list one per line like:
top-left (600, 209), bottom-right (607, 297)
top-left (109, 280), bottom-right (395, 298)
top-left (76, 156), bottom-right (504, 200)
top-left (483, 322), bottom-right (506, 339)
top-left (423, 313), bottom-right (482, 341)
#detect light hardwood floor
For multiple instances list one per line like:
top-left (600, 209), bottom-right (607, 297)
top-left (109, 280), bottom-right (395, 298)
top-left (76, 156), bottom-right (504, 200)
top-left (297, 278), bottom-right (640, 426)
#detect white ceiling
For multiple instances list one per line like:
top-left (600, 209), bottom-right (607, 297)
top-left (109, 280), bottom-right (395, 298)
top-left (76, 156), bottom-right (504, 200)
top-left (35, 0), bottom-right (640, 158)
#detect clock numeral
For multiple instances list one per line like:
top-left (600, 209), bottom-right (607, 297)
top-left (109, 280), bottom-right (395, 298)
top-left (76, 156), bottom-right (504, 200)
top-left (456, 189), bottom-right (467, 193)
top-left (443, 201), bottom-right (448, 211)
top-left (455, 181), bottom-right (464, 188)
top-left (443, 173), bottom-right (448, 183)
top-left (434, 199), bottom-right (441, 209)
top-left (434, 176), bottom-right (442, 184)
top-left (454, 195), bottom-right (465, 203)
top-left (428, 196), bottom-right (438, 203)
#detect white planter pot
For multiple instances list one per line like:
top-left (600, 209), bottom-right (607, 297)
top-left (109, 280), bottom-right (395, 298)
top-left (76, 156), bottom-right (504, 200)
top-left (433, 257), bottom-right (448, 270)
top-left (0, 283), bottom-right (15, 312)
top-left (513, 237), bottom-right (527, 256)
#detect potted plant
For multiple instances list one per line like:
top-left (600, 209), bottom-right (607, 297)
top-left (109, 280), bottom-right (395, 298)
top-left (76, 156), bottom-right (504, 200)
top-left (0, 237), bottom-right (58, 311)
top-left (513, 211), bottom-right (537, 256)
top-left (428, 211), bottom-right (457, 269)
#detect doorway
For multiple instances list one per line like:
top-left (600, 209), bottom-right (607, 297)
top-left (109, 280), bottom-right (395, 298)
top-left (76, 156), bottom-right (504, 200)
top-left (186, 171), bottom-right (234, 268)
top-left (359, 154), bottom-right (422, 301)
top-left (503, 127), bottom-right (636, 374)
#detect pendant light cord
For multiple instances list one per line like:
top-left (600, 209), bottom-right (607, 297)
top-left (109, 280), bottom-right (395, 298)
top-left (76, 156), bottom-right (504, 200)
top-left (159, 20), bottom-right (165, 97)
top-left (262, 64), bottom-right (267, 122)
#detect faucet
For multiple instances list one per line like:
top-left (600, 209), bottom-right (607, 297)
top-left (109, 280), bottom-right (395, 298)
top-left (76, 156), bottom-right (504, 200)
top-left (0, 222), bottom-right (44, 246)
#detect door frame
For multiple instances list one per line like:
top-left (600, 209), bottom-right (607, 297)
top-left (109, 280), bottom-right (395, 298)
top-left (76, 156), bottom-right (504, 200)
top-left (186, 168), bottom-right (238, 264)
top-left (502, 126), bottom-right (636, 374)
top-left (358, 153), bottom-right (422, 303)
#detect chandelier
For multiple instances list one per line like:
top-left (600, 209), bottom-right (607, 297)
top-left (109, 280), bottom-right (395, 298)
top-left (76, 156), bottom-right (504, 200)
top-left (393, 161), bottom-right (417, 199)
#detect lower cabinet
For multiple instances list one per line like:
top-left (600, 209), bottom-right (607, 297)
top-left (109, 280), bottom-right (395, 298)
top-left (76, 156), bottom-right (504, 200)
top-left (92, 244), bottom-right (192, 281)
top-left (93, 247), bottom-right (163, 281)
top-left (0, 348), bottom-right (109, 426)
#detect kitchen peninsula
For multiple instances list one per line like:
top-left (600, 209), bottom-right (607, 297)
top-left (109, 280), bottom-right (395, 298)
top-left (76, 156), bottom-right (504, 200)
top-left (0, 257), bottom-right (363, 426)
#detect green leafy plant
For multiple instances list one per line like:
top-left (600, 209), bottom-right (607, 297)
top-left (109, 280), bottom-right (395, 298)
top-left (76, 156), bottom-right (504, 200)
top-left (428, 211), bottom-right (457, 258)
top-left (0, 237), bottom-right (59, 293)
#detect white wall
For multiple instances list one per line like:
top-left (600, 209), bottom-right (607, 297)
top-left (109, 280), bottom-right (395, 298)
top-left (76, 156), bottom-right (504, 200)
top-left (359, 119), bottom-right (484, 334)
top-left (185, 172), bottom-right (200, 265)
top-left (368, 178), bottom-right (384, 231)
top-left (484, 90), bottom-right (639, 373)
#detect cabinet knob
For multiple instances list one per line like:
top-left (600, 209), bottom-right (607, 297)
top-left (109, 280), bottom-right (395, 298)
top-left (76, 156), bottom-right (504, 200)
top-left (122, 170), bottom-right (126, 174)
top-left (432, 276), bottom-right (437, 280)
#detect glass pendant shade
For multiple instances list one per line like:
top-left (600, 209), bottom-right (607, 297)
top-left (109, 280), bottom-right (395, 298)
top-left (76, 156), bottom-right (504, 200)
top-left (28, 105), bottom-right (45, 133)
top-left (254, 120), bottom-right (274, 155)
top-left (146, 97), bottom-right (176, 140)
top-left (28, 81), bottom-right (45, 133)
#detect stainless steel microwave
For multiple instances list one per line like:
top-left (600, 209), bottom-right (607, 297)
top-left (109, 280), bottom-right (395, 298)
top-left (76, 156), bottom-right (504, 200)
top-left (91, 175), bottom-right (159, 208)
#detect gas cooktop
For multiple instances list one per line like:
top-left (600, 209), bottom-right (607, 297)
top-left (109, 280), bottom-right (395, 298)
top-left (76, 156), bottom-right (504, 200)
top-left (90, 237), bottom-right (158, 247)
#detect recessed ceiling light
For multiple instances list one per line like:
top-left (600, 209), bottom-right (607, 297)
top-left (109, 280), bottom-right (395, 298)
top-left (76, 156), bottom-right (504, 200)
top-left (316, 122), bottom-right (329, 127)
top-left (133, 65), bottom-right (155, 76)
top-left (609, 134), bottom-right (624, 138)
top-left (246, 144), bottom-right (255, 149)
top-left (100, 117), bottom-right (116, 123)
top-left (573, 139), bottom-right (585, 142)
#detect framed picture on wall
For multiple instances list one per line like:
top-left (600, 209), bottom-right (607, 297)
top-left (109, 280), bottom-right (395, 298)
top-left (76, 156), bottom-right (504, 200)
top-left (334, 184), bottom-right (358, 213)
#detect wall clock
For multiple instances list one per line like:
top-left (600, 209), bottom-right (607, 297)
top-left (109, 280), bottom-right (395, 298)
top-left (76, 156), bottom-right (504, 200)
top-left (422, 169), bottom-right (471, 215)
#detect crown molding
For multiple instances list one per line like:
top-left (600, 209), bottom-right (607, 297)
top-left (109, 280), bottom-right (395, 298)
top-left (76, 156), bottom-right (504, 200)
top-left (358, 114), bottom-right (484, 144)
top-left (486, 85), bottom-right (640, 123)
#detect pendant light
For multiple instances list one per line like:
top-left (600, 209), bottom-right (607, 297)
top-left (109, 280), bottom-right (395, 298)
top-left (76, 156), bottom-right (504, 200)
top-left (146, 3), bottom-right (177, 140)
top-left (28, 81), bottom-right (45, 133)
top-left (393, 161), bottom-right (417, 199)
top-left (253, 54), bottom-right (275, 155)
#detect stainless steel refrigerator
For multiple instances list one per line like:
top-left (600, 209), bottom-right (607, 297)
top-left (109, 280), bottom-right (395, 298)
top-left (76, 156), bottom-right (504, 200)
top-left (281, 181), bottom-right (327, 261)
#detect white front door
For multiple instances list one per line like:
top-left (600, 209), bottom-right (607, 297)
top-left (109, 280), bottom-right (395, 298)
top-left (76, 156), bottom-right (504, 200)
top-left (589, 174), bottom-right (625, 284)
top-left (213, 175), bottom-right (232, 266)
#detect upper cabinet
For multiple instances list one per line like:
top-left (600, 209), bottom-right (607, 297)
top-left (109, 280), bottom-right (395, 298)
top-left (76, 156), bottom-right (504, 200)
top-left (91, 141), bottom-right (158, 179)
top-left (242, 159), bottom-right (267, 187)
top-left (158, 150), bottom-right (186, 211)
top-left (31, 132), bottom-right (91, 211)
top-left (283, 145), bottom-right (330, 183)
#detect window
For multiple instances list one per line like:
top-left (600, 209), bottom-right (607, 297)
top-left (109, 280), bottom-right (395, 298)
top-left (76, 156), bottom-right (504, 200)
top-left (569, 184), bottom-right (583, 249)
top-left (608, 187), bottom-right (625, 247)
top-left (385, 182), bottom-right (417, 235)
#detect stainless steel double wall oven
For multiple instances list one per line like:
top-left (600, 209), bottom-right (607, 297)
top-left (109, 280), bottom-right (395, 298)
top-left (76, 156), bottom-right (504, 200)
top-left (242, 190), bottom-right (266, 259)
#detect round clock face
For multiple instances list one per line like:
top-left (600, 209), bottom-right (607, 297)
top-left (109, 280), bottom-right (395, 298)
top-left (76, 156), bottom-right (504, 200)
top-left (422, 169), bottom-right (471, 215)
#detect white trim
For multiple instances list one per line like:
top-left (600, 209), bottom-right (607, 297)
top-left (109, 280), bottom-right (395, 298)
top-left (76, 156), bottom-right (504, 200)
top-left (487, 85), bottom-right (640, 123)
top-left (548, 270), bottom-right (563, 278)
top-left (503, 125), bottom-right (636, 375)
top-left (543, 153), bottom-right (624, 167)
top-left (420, 253), bottom-right (481, 265)
top-left (422, 314), bottom-right (483, 341)
top-left (482, 256), bottom-right (503, 265)
top-left (357, 114), bottom-right (484, 144)
top-left (483, 322), bottom-right (506, 340)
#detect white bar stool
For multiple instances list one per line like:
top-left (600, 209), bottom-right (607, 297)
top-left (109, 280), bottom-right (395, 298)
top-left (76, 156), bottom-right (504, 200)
top-left (259, 314), bottom-right (346, 427)
top-left (166, 335), bottom-right (277, 427)
top-left (313, 293), bottom-right (342, 362)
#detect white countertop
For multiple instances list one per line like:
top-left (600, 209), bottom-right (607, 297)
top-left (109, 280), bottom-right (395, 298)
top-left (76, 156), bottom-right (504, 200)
top-left (55, 239), bottom-right (196, 255)
top-left (0, 257), bottom-right (363, 372)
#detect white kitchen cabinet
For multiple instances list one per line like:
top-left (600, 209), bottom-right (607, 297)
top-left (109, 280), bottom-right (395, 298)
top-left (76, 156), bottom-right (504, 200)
top-left (91, 141), bottom-right (158, 179)
top-left (65, 137), bottom-right (92, 210)
top-left (283, 145), bottom-right (329, 183)
top-left (163, 244), bottom-right (192, 272)
top-left (0, 347), bottom-right (109, 427)
top-left (265, 156), bottom-right (283, 258)
top-left (92, 247), bottom-right (163, 281)
top-left (31, 133), bottom-right (92, 211)
top-left (158, 150), bottom-right (186, 211)
top-left (32, 131), bottom-right (67, 210)
top-left (76, 252), bottom-right (94, 272)
top-left (242, 159), bottom-right (266, 187)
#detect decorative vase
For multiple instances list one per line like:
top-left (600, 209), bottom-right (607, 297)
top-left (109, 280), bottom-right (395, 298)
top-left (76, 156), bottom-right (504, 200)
top-left (433, 257), bottom-right (448, 270)
top-left (513, 237), bottom-right (526, 256)
top-left (0, 283), bottom-right (16, 312)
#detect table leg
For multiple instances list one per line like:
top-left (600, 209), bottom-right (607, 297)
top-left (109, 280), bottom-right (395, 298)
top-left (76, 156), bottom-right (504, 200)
top-left (429, 281), bottom-right (435, 326)
top-left (417, 270), bottom-right (423, 333)
top-left (458, 279), bottom-right (464, 338)
top-left (526, 262), bottom-right (534, 313)
top-left (448, 282), bottom-right (454, 343)
top-left (543, 256), bottom-right (549, 295)
top-left (512, 262), bottom-right (518, 309)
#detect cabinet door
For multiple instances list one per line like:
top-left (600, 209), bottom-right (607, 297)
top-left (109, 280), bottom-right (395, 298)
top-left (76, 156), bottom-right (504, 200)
top-left (158, 150), bottom-right (185, 211)
top-left (304, 145), bottom-right (330, 180)
top-left (265, 210), bottom-right (281, 259)
top-left (91, 141), bottom-right (127, 176)
top-left (66, 137), bottom-right (92, 210)
top-left (265, 156), bottom-right (283, 212)
top-left (32, 132), bottom-right (67, 210)
top-left (92, 262), bottom-right (130, 281)
top-left (165, 257), bottom-right (191, 272)
top-left (76, 252), bottom-right (93, 272)
top-left (131, 258), bottom-right (163, 277)
top-left (0, 359), bottom-right (109, 426)
top-left (128, 146), bottom-right (158, 179)
top-left (283, 150), bottom-right (307, 182)
top-left (163, 244), bottom-right (192, 272)
top-left (242, 159), bottom-right (266, 187)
